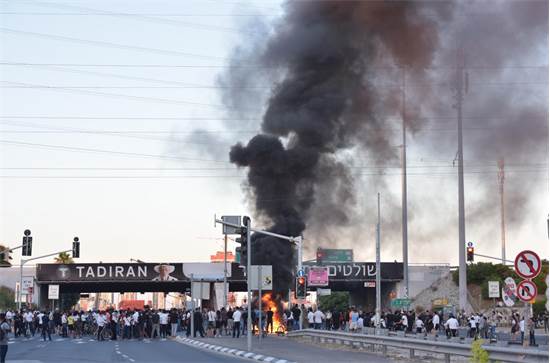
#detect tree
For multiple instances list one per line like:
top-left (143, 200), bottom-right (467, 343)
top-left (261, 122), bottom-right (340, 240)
top-left (318, 292), bottom-right (349, 312)
top-left (0, 286), bottom-right (16, 310)
top-left (54, 252), bottom-right (73, 264)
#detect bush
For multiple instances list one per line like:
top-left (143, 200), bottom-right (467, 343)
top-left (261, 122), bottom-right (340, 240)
top-left (470, 339), bottom-right (489, 363)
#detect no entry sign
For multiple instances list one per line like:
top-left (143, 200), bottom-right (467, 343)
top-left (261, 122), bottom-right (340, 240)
top-left (514, 250), bottom-right (541, 279)
top-left (517, 280), bottom-right (538, 302)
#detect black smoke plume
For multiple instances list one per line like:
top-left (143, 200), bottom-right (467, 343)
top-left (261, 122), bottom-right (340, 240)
top-left (228, 1), bottom-right (453, 292)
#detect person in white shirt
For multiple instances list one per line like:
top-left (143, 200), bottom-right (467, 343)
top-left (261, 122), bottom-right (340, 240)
top-left (96, 312), bottom-right (106, 341)
top-left (159, 310), bottom-right (169, 339)
top-left (313, 309), bottom-right (325, 330)
top-left (232, 308), bottom-right (242, 338)
top-left (415, 317), bottom-right (424, 334)
top-left (444, 315), bottom-right (459, 337)
top-left (519, 316), bottom-right (525, 342)
top-left (307, 309), bottom-right (314, 328)
top-left (24, 312), bottom-right (34, 338)
top-left (207, 309), bottom-right (216, 337)
top-left (432, 312), bottom-right (440, 334)
top-left (356, 316), bottom-right (364, 333)
top-left (400, 313), bottom-right (408, 331)
top-left (469, 316), bottom-right (477, 338)
top-left (123, 314), bottom-right (132, 340)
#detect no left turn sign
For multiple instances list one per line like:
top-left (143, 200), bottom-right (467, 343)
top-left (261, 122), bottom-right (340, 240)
top-left (517, 280), bottom-right (538, 302)
top-left (514, 250), bottom-right (541, 279)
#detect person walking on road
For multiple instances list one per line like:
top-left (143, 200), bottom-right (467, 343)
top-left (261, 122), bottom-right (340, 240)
top-left (97, 311), bottom-right (106, 341)
top-left (232, 308), bottom-right (242, 338)
top-left (41, 312), bottom-right (52, 341)
top-left (1, 313), bottom-right (10, 363)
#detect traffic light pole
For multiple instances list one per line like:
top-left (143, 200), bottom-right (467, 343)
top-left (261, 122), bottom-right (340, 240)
top-left (214, 216), bottom-right (303, 348)
top-left (18, 248), bottom-right (73, 310)
top-left (246, 217), bottom-right (252, 352)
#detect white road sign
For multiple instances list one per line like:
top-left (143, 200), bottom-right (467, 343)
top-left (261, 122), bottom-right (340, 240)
top-left (48, 284), bottom-right (59, 300)
top-left (21, 276), bottom-right (34, 295)
top-left (250, 265), bottom-right (272, 290)
top-left (488, 281), bottom-right (500, 298)
top-left (514, 250), bottom-right (541, 279)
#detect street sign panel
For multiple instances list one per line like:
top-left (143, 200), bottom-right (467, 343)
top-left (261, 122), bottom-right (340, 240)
top-left (250, 265), bottom-right (273, 290)
top-left (308, 267), bottom-right (329, 287)
top-left (488, 281), bottom-right (500, 298)
top-left (21, 276), bottom-right (33, 295)
top-left (221, 215), bottom-right (242, 235)
top-left (467, 242), bottom-right (473, 247)
top-left (320, 249), bottom-right (353, 263)
top-left (317, 288), bottom-right (331, 296)
top-left (48, 284), bottom-right (59, 300)
top-left (517, 280), bottom-right (538, 302)
top-left (390, 298), bottom-right (411, 308)
top-left (514, 250), bottom-right (541, 279)
top-left (191, 282), bottom-right (210, 300)
top-left (297, 269), bottom-right (305, 277)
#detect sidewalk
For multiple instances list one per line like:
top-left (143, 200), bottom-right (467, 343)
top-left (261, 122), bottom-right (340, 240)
top-left (177, 333), bottom-right (391, 363)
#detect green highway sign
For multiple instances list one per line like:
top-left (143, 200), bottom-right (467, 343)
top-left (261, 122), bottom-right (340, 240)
top-left (319, 248), bottom-right (353, 263)
top-left (390, 298), bottom-right (412, 308)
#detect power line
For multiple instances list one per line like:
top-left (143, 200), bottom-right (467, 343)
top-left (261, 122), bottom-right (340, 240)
top-left (2, 81), bottom-right (247, 110)
top-left (0, 27), bottom-right (230, 61)
top-left (1, 62), bottom-right (547, 70)
top-left (0, 170), bottom-right (546, 179)
top-left (0, 139), bottom-right (229, 163)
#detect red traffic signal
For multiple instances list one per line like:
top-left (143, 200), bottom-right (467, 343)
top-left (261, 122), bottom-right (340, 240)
top-left (467, 247), bottom-right (474, 262)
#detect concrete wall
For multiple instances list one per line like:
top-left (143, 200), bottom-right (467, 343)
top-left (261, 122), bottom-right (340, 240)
top-left (394, 264), bottom-right (450, 299)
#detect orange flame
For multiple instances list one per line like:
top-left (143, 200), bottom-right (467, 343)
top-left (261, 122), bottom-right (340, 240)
top-left (262, 292), bottom-right (284, 334)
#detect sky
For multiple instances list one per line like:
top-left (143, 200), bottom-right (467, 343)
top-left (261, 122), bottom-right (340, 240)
top-left (0, 0), bottom-right (548, 266)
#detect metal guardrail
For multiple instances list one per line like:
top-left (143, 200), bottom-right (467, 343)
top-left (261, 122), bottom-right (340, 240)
top-left (287, 329), bottom-right (549, 363)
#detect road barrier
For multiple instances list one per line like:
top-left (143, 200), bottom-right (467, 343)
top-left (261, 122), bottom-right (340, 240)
top-left (287, 329), bottom-right (549, 363)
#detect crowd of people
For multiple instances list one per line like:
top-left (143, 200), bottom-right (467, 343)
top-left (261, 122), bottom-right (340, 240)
top-left (281, 305), bottom-right (548, 346)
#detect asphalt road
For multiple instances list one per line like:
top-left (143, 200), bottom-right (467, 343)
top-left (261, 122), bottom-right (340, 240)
top-left (4, 335), bottom-right (247, 363)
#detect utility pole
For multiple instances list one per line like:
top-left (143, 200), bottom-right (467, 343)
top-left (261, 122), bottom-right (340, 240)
top-left (401, 68), bottom-right (409, 299)
top-left (498, 158), bottom-right (506, 265)
top-left (455, 47), bottom-right (468, 313)
top-left (223, 234), bottom-right (228, 309)
top-left (375, 193), bottom-right (381, 328)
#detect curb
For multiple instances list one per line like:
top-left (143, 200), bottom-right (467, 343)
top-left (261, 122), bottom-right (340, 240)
top-left (174, 336), bottom-right (297, 363)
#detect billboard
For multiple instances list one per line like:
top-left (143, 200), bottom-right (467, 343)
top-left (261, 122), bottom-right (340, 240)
top-left (308, 267), bottom-right (329, 287)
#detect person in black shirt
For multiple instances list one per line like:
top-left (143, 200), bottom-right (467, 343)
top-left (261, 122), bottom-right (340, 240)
top-left (291, 305), bottom-right (301, 330)
top-left (266, 308), bottom-right (274, 334)
top-left (41, 312), bottom-right (51, 341)
top-left (193, 309), bottom-right (205, 338)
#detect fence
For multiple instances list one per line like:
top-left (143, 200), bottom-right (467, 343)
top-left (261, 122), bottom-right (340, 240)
top-left (287, 329), bottom-right (549, 363)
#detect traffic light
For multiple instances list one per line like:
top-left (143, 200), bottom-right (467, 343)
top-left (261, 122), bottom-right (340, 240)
top-left (22, 236), bottom-right (32, 256)
top-left (0, 248), bottom-right (12, 266)
top-left (72, 237), bottom-right (80, 258)
top-left (316, 248), bottom-right (325, 264)
top-left (236, 217), bottom-right (250, 268)
top-left (295, 276), bottom-right (307, 299)
top-left (467, 246), bottom-right (474, 262)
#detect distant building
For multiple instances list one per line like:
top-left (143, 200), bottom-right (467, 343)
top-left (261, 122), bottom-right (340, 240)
top-left (210, 251), bottom-right (235, 263)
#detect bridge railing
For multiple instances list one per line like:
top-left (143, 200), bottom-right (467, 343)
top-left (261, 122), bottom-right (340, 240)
top-left (286, 329), bottom-right (549, 363)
